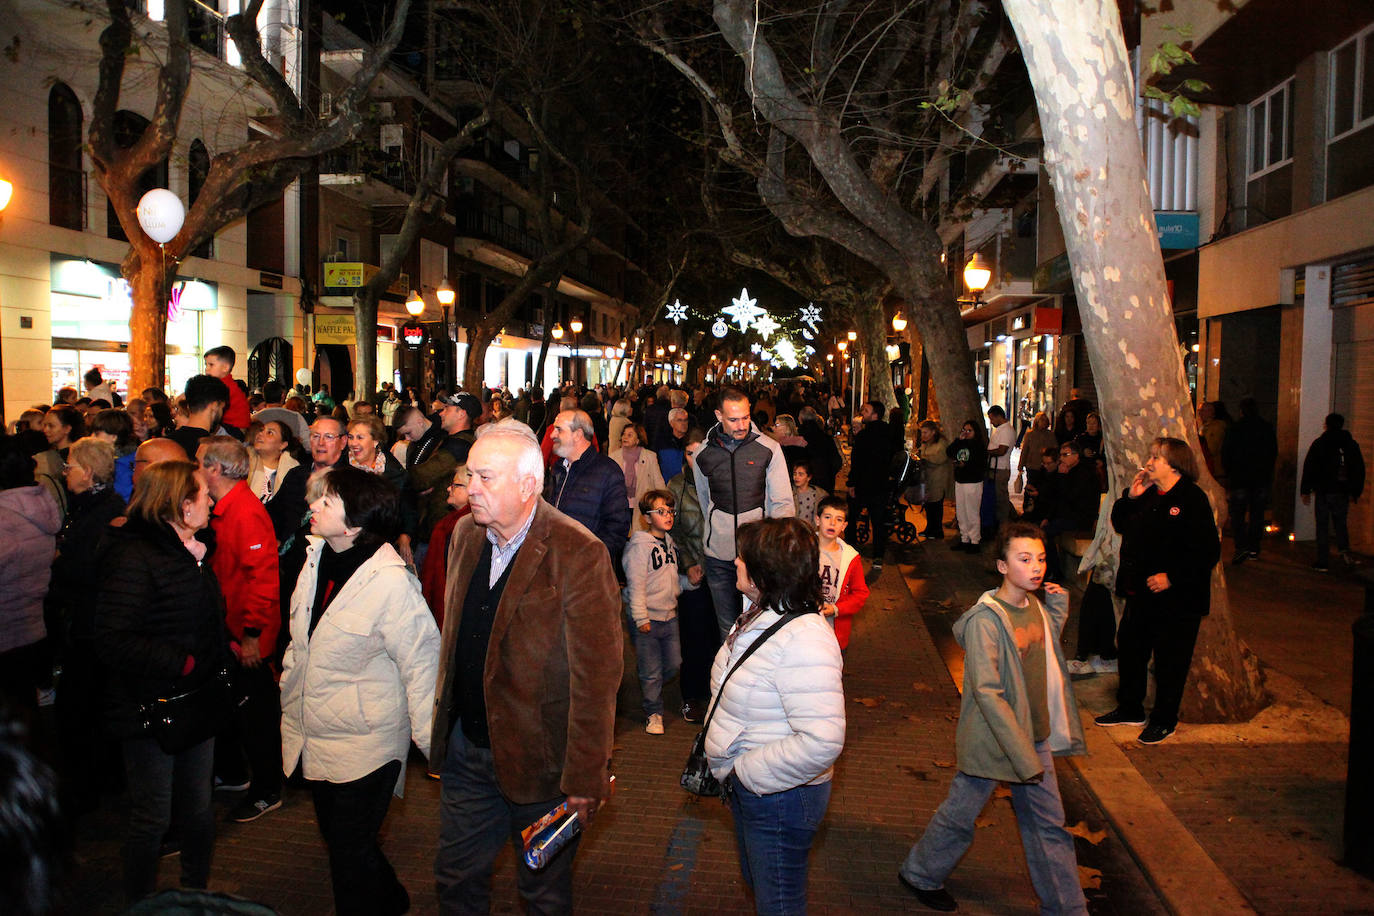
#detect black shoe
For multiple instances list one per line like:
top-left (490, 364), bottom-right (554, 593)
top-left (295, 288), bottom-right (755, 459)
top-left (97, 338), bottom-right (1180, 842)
top-left (681, 701), bottom-right (705, 724)
top-left (899, 872), bottom-right (958, 911)
top-left (229, 794), bottom-right (282, 823)
top-left (1094, 708), bottom-right (1147, 727)
top-left (1137, 723), bottom-right (1176, 745)
top-left (871, 559), bottom-right (884, 571)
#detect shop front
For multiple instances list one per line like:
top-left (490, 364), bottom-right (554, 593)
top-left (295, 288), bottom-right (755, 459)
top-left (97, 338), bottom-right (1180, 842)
top-left (49, 256), bottom-right (215, 400)
top-left (968, 304), bottom-right (1062, 432)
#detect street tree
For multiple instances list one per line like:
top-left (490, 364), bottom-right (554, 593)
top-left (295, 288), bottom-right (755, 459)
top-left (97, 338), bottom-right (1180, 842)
top-left (87, 0), bottom-right (412, 393)
top-left (1001, 0), bottom-right (1265, 720)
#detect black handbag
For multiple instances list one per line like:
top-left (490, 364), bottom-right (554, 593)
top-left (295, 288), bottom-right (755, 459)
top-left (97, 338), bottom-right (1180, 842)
top-left (138, 664), bottom-right (234, 755)
top-left (681, 612), bottom-right (804, 798)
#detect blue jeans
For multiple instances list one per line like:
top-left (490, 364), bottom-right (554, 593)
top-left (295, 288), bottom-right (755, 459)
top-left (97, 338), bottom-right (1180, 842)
top-left (120, 736), bottom-right (216, 903)
top-left (633, 619), bottom-right (681, 717)
top-left (1227, 485), bottom-right (1269, 555)
top-left (1313, 491), bottom-right (1351, 565)
top-left (900, 742), bottom-right (1086, 915)
top-left (705, 556), bottom-right (743, 641)
top-left (729, 779), bottom-right (831, 915)
top-left (435, 723), bottom-right (577, 915)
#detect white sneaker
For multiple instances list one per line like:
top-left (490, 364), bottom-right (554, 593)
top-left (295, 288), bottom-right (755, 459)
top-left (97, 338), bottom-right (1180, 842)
top-left (1092, 657), bottom-right (1119, 673)
top-left (1065, 659), bottom-right (1095, 675)
top-left (645, 714), bottom-right (664, 735)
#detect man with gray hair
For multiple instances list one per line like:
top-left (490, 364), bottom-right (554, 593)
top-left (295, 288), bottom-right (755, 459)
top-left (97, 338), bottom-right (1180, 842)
top-left (658, 407), bottom-right (691, 481)
top-left (545, 409), bottom-right (632, 566)
top-left (433, 419), bottom-right (622, 912)
top-left (196, 435), bottom-right (283, 822)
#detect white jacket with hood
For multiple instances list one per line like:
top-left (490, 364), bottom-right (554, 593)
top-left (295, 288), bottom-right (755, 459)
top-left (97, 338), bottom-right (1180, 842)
top-left (621, 530), bottom-right (682, 626)
top-left (280, 538), bottom-right (440, 796)
top-left (704, 607), bottom-right (845, 794)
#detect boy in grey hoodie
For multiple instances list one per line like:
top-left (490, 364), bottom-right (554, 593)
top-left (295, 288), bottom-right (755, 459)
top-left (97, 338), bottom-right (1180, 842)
top-left (898, 521), bottom-right (1087, 913)
top-left (622, 489), bottom-right (683, 735)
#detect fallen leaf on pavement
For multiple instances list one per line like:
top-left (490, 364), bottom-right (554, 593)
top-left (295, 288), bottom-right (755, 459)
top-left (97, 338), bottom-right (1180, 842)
top-left (855, 696), bottom-right (884, 707)
top-left (932, 759), bottom-right (954, 768)
top-left (669, 864), bottom-right (683, 871)
top-left (1078, 866), bottom-right (1102, 890)
top-left (911, 681), bottom-right (934, 692)
top-left (1066, 822), bottom-right (1108, 845)
top-left (898, 765), bottom-right (931, 781)
top-left (974, 816), bottom-right (994, 828)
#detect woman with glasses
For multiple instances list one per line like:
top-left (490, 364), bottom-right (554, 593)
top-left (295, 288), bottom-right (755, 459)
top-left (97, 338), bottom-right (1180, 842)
top-left (419, 464), bottom-right (470, 627)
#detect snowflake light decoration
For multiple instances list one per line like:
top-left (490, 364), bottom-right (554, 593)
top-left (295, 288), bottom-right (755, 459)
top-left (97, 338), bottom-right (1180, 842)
top-left (773, 339), bottom-right (799, 368)
top-left (723, 288), bottom-right (765, 332)
top-left (799, 303), bottom-right (822, 331)
top-left (752, 313), bottom-right (780, 341)
top-left (666, 299), bottom-right (688, 324)
top-left (750, 342), bottom-right (762, 355)
top-left (711, 318), bottom-right (729, 338)
top-left (759, 348), bottom-right (773, 362)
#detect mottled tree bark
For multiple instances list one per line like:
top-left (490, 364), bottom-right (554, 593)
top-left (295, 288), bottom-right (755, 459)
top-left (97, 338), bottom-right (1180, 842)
top-left (1002, 0), bottom-right (1265, 721)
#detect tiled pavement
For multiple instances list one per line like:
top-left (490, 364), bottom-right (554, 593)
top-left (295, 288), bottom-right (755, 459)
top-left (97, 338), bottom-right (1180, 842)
top-left (59, 530), bottom-right (1145, 914)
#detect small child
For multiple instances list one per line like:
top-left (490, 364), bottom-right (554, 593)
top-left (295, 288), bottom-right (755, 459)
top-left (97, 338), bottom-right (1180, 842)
top-left (622, 488), bottom-right (683, 735)
top-left (898, 521), bottom-right (1087, 913)
top-left (815, 496), bottom-right (869, 651)
top-left (204, 345), bottom-right (251, 430)
top-left (792, 460), bottom-right (828, 525)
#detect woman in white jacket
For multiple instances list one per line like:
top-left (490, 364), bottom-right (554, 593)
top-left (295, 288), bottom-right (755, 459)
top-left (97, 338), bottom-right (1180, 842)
top-left (610, 422), bottom-right (666, 531)
top-left (280, 466), bottom-right (439, 916)
top-left (705, 517), bottom-right (845, 916)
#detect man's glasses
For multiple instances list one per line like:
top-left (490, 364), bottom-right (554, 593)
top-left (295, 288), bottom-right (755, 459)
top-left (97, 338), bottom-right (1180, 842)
top-left (309, 433), bottom-right (341, 442)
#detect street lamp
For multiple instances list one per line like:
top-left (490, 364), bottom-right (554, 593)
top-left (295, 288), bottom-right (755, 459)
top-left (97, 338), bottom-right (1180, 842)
top-left (551, 323), bottom-right (564, 340)
top-left (892, 311), bottom-right (907, 332)
top-left (569, 316), bottom-right (584, 385)
top-left (405, 290), bottom-right (425, 317)
top-left (0, 177), bottom-right (12, 213)
top-left (847, 330), bottom-right (857, 342)
top-left (435, 278), bottom-right (455, 307)
top-left (964, 252), bottom-right (992, 303)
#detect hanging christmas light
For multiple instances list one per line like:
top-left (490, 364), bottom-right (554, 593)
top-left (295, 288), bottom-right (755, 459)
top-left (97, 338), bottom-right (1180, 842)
top-left (666, 299), bottom-right (688, 324)
top-left (711, 318), bottom-right (729, 338)
top-left (752, 313), bottom-right (780, 340)
top-left (723, 288), bottom-right (764, 332)
top-left (799, 303), bottom-right (822, 330)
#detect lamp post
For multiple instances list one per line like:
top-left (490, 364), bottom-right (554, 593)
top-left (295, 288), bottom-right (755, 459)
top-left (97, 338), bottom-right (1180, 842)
top-left (892, 311), bottom-right (907, 332)
top-left (569, 316), bottom-right (584, 386)
top-left (405, 290), bottom-right (425, 318)
top-left (435, 280), bottom-right (456, 390)
top-left (0, 176), bottom-right (11, 423)
top-left (963, 253), bottom-right (991, 304)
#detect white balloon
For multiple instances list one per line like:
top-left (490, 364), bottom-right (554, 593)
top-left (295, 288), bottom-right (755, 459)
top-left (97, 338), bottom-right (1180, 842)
top-left (136, 189), bottom-right (185, 244)
top-left (295, 367), bottom-right (312, 386)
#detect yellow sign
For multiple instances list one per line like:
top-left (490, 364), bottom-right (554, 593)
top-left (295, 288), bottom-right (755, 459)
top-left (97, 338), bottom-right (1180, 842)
top-left (315, 314), bottom-right (357, 345)
top-left (323, 262), bottom-right (377, 288)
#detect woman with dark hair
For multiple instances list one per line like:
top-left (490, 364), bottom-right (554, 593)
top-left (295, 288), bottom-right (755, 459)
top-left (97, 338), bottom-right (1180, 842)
top-left (279, 466), bottom-right (439, 915)
top-left (705, 516), bottom-right (845, 915)
top-left (248, 419), bottom-right (308, 543)
top-left (1074, 411), bottom-right (1107, 491)
top-left (917, 420), bottom-right (953, 540)
top-left (947, 419), bottom-right (988, 551)
top-left (89, 407), bottom-right (138, 501)
top-left (42, 404), bottom-right (84, 458)
top-left (146, 400), bottom-right (175, 439)
top-left (610, 422), bottom-right (665, 531)
top-left (95, 460), bottom-right (229, 902)
top-left (1095, 436), bottom-right (1219, 745)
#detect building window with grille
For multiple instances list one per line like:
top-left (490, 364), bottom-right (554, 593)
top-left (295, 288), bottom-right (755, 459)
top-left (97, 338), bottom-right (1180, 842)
top-left (49, 83), bottom-right (84, 230)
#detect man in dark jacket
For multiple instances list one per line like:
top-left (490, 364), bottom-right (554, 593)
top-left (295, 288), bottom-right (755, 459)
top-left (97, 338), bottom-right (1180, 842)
top-left (1300, 413), bottom-right (1366, 571)
top-left (167, 375), bottom-right (228, 457)
top-left (1222, 398), bottom-right (1278, 565)
top-left (545, 409), bottom-right (632, 567)
top-left (1040, 441), bottom-right (1102, 582)
top-left (848, 400), bottom-right (898, 571)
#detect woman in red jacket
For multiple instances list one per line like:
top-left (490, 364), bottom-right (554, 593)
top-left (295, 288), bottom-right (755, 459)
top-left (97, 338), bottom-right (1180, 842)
top-left (419, 464), bottom-right (471, 628)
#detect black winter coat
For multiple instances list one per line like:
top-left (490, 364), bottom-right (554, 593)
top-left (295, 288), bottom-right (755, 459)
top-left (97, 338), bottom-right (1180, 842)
top-left (850, 420), bottom-right (897, 498)
top-left (545, 448), bottom-right (632, 564)
top-left (799, 420), bottom-right (842, 492)
top-left (1300, 428), bottom-right (1365, 499)
top-left (94, 517), bottom-right (231, 738)
top-left (1221, 415), bottom-right (1278, 489)
top-left (52, 486), bottom-right (126, 641)
top-left (1110, 478), bottom-right (1220, 616)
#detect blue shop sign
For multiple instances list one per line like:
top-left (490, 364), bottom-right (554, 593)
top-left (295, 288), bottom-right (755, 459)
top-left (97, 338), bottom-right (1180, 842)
top-left (1155, 211), bottom-right (1199, 249)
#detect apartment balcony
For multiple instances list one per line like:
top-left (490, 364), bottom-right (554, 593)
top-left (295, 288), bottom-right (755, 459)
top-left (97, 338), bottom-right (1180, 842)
top-left (454, 209), bottom-right (621, 299)
top-left (320, 145), bottom-right (417, 208)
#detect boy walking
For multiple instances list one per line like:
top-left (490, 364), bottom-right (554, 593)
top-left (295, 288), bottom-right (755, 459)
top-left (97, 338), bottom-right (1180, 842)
top-left (815, 496), bottom-right (869, 651)
top-left (899, 521), bottom-right (1087, 913)
top-left (623, 489), bottom-right (683, 735)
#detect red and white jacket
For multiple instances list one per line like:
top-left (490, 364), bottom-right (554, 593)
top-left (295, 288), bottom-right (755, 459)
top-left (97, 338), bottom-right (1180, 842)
top-left (820, 538), bottom-right (869, 650)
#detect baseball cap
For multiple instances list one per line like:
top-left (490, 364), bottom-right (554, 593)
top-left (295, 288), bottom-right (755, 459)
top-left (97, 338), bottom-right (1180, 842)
top-left (441, 391), bottom-right (483, 421)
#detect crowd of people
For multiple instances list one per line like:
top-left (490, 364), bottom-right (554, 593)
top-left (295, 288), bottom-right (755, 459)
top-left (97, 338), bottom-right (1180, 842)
top-left (0, 354), bottom-right (1340, 915)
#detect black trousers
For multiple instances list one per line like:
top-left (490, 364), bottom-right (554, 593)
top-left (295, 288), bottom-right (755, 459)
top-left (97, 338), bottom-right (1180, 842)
top-left (1115, 596), bottom-right (1201, 730)
top-left (308, 759), bottom-right (409, 916)
top-left (849, 489), bottom-right (890, 559)
top-left (214, 660), bottom-right (282, 798)
top-left (921, 500), bottom-right (944, 538)
top-left (1075, 582), bottom-right (1118, 661)
top-left (677, 585), bottom-right (719, 703)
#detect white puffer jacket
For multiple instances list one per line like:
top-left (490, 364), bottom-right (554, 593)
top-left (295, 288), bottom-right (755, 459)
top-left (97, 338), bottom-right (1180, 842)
top-left (280, 538), bottom-right (440, 797)
top-left (704, 608), bottom-right (845, 794)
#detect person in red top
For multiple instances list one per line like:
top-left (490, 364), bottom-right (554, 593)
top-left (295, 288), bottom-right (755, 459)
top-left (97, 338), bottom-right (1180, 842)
top-left (419, 464), bottom-right (471, 628)
top-left (815, 495), bottom-right (871, 650)
top-left (204, 346), bottom-right (252, 431)
top-left (197, 435), bottom-right (283, 822)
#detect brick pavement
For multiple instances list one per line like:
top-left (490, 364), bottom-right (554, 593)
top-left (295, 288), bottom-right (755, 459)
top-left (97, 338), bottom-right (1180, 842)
top-left (60, 529), bottom-right (1143, 914)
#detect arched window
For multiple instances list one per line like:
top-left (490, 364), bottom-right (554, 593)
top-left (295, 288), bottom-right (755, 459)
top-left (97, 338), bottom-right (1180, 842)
top-left (48, 83), bottom-right (84, 230)
top-left (106, 110), bottom-right (170, 242)
top-left (188, 139), bottom-right (212, 258)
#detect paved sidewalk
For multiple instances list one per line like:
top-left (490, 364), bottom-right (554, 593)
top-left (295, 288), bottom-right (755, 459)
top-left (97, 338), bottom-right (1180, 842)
top-left (59, 535), bottom-right (1147, 914)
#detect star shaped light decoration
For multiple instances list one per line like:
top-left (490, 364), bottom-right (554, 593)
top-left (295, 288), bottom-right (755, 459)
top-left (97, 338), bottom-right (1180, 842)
top-left (750, 342), bottom-right (762, 355)
top-left (666, 299), bottom-right (688, 324)
top-left (711, 318), bottom-right (729, 338)
top-left (773, 339), bottom-right (799, 368)
top-left (752, 313), bottom-right (780, 341)
top-left (799, 303), bottom-right (822, 330)
top-left (723, 287), bottom-right (765, 332)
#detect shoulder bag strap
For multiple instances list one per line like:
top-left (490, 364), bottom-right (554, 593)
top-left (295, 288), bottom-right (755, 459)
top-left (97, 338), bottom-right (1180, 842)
top-left (699, 611), bottom-right (804, 737)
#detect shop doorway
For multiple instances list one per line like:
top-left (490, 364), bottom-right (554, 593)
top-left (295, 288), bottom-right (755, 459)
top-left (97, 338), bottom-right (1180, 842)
top-left (247, 337), bottom-right (293, 391)
top-left (313, 344), bottom-right (354, 403)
